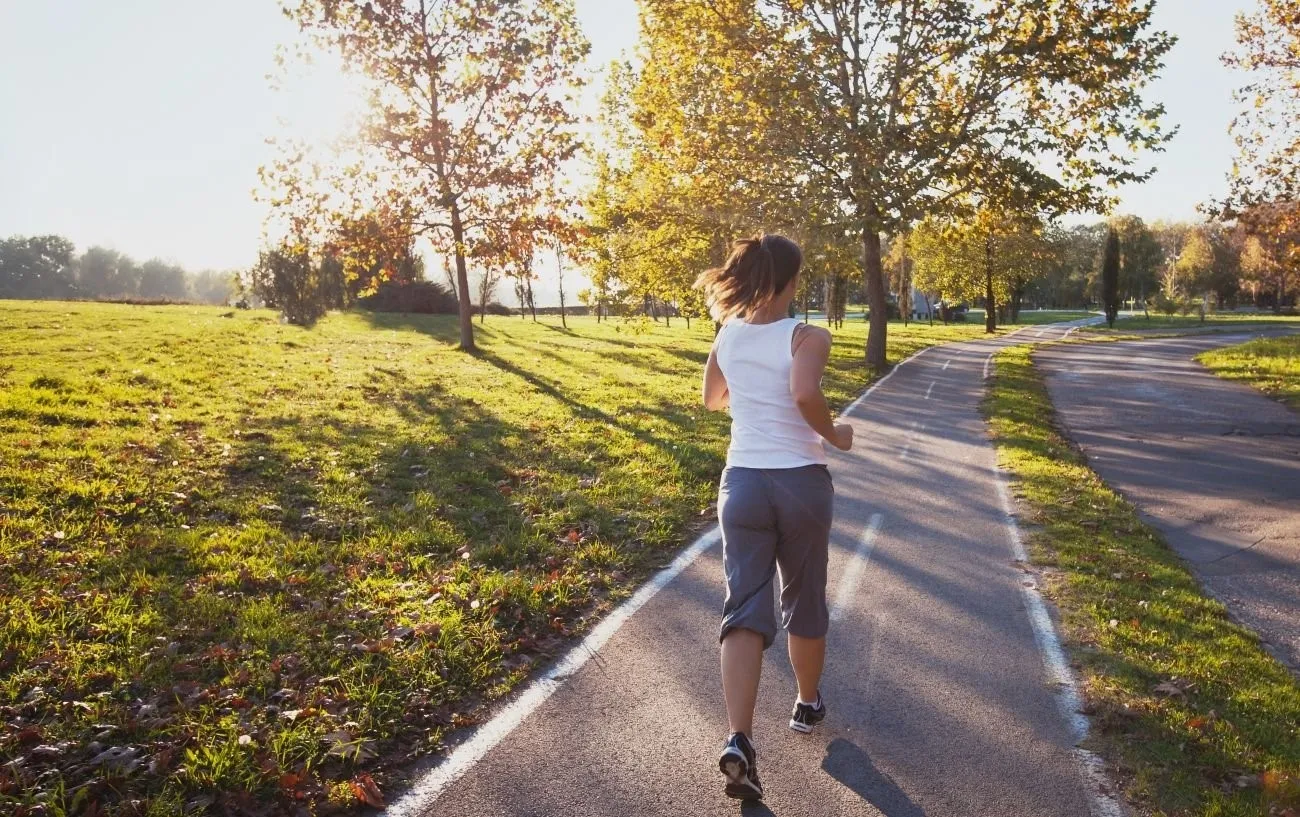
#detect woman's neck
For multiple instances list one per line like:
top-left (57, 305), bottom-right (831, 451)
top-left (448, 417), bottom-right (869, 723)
top-left (746, 301), bottom-right (793, 324)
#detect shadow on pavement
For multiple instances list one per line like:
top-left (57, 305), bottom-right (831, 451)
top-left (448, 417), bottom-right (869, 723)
top-left (823, 738), bottom-right (927, 817)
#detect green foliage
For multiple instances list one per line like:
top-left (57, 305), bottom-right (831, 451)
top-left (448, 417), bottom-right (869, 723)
top-left (1222, 0), bottom-right (1300, 208)
top-left (986, 345), bottom-right (1300, 816)
top-left (1102, 228), bottom-right (1121, 327)
top-left (1154, 292), bottom-right (1181, 317)
top-left (251, 245), bottom-right (330, 326)
top-left (0, 235), bottom-right (76, 300)
top-left (637, 0), bottom-right (1173, 366)
top-left (1110, 215), bottom-right (1165, 302)
top-left (910, 209), bottom-right (1059, 326)
top-left (1, 234), bottom-right (240, 305)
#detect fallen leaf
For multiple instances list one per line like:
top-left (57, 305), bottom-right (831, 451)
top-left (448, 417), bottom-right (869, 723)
top-left (1153, 681), bottom-right (1185, 698)
top-left (323, 730), bottom-right (378, 762)
top-left (350, 772), bottom-right (385, 807)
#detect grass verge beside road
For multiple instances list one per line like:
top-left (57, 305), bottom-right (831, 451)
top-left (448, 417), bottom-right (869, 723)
top-left (0, 300), bottom-right (993, 815)
top-left (1198, 335), bottom-right (1300, 411)
top-left (985, 345), bottom-right (1299, 816)
top-left (1086, 313), bottom-right (1300, 332)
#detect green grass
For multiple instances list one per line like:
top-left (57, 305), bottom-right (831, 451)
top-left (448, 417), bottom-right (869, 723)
top-left (1006, 309), bottom-right (1094, 325)
top-left (984, 345), bottom-right (1300, 816)
top-left (0, 300), bottom-right (998, 814)
top-left (1198, 335), bottom-right (1300, 411)
top-left (1086, 312), bottom-right (1300, 332)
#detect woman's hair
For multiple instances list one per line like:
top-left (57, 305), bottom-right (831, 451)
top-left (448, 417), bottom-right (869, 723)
top-left (694, 234), bottom-right (803, 322)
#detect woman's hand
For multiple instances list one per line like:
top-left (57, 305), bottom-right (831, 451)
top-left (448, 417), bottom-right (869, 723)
top-left (831, 423), bottom-right (855, 451)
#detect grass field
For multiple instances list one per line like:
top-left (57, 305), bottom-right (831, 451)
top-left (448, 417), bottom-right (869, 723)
top-left (985, 345), bottom-right (1300, 816)
top-left (0, 300), bottom-right (999, 814)
top-left (1198, 335), bottom-right (1300, 411)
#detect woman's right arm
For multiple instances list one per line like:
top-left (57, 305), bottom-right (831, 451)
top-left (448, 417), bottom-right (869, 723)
top-left (790, 325), bottom-right (853, 451)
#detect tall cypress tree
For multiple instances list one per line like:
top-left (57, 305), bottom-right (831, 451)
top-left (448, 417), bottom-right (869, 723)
top-left (1102, 227), bottom-right (1121, 328)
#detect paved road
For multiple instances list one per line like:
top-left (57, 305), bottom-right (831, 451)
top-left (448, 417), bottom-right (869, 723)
top-left (390, 319), bottom-right (1112, 817)
top-left (1037, 331), bottom-right (1300, 673)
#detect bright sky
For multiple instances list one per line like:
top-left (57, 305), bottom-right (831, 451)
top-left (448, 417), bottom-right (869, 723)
top-left (0, 0), bottom-right (1253, 303)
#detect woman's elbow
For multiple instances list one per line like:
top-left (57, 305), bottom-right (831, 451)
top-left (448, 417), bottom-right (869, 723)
top-left (792, 388), bottom-right (822, 408)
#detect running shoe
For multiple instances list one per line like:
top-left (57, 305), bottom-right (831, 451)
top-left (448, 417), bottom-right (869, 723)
top-left (718, 731), bottom-right (763, 800)
top-left (789, 692), bottom-right (827, 733)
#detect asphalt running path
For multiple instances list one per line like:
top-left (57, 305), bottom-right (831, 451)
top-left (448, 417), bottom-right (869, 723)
top-left (392, 318), bottom-right (1113, 817)
top-left (1036, 330), bottom-right (1300, 674)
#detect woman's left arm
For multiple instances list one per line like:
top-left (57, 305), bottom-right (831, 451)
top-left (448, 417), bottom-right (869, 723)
top-left (703, 345), bottom-right (729, 410)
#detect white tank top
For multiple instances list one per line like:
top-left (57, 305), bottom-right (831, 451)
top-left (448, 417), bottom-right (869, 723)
top-left (715, 317), bottom-right (827, 469)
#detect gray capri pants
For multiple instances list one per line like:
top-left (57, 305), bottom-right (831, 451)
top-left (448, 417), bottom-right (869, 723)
top-left (718, 464), bottom-right (834, 649)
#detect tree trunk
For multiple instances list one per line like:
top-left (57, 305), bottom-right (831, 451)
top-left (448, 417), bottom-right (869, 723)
top-left (526, 276), bottom-right (537, 321)
top-left (556, 246), bottom-right (567, 329)
top-left (862, 228), bottom-right (889, 371)
top-left (451, 203), bottom-right (475, 351)
top-left (984, 235), bottom-right (997, 334)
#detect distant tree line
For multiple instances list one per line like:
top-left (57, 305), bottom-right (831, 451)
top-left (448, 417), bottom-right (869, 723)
top-left (896, 213), bottom-right (1296, 326)
top-left (0, 234), bottom-right (237, 305)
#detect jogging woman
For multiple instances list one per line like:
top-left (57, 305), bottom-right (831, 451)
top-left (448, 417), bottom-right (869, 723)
top-left (696, 234), bottom-right (853, 801)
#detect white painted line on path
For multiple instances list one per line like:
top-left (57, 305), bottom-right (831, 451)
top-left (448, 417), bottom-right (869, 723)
top-left (924, 381), bottom-right (936, 400)
top-left (992, 471), bottom-right (1125, 817)
top-left (829, 513), bottom-right (884, 622)
top-left (390, 343), bottom-right (945, 812)
top-left (942, 359), bottom-right (952, 370)
top-left (982, 352), bottom-right (995, 380)
top-left (385, 527), bottom-right (721, 814)
top-left (840, 347), bottom-right (932, 418)
top-left (898, 421), bottom-right (926, 459)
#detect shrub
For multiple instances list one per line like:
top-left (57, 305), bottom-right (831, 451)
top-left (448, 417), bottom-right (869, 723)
top-left (357, 280), bottom-right (458, 314)
top-left (250, 246), bottom-right (328, 326)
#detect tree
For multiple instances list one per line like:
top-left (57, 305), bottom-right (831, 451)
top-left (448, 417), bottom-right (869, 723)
top-left (1101, 228), bottom-right (1120, 327)
top-left (1027, 223), bottom-right (1102, 310)
top-left (476, 268), bottom-right (501, 323)
top-left (885, 233), bottom-right (914, 325)
top-left (191, 270), bottom-right (238, 305)
top-left (1174, 229), bottom-right (1215, 309)
top-left (1238, 201), bottom-right (1300, 308)
top-left (644, 0), bottom-right (1174, 368)
top-left (1222, 0), bottom-right (1300, 208)
top-left (276, 0), bottom-right (589, 351)
top-left (555, 244), bottom-right (569, 329)
top-left (0, 235), bottom-right (76, 299)
top-left (1111, 215), bottom-right (1164, 307)
top-left (138, 259), bottom-right (190, 301)
top-left (911, 208), bottom-right (1055, 330)
top-left (76, 247), bottom-right (139, 299)
top-left (251, 244), bottom-right (329, 326)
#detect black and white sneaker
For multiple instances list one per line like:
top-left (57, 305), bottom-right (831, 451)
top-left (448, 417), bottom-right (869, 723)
top-left (789, 693), bottom-right (827, 733)
top-left (718, 731), bottom-right (763, 800)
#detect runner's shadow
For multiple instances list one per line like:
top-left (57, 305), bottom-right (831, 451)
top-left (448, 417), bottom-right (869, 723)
top-left (740, 800), bottom-right (778, 816)
top-left (823, 738), bottom-right (926, 817)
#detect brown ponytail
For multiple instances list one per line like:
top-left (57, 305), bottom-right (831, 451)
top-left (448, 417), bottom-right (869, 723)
top-left (694, 234), bottom-right (803, 322)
